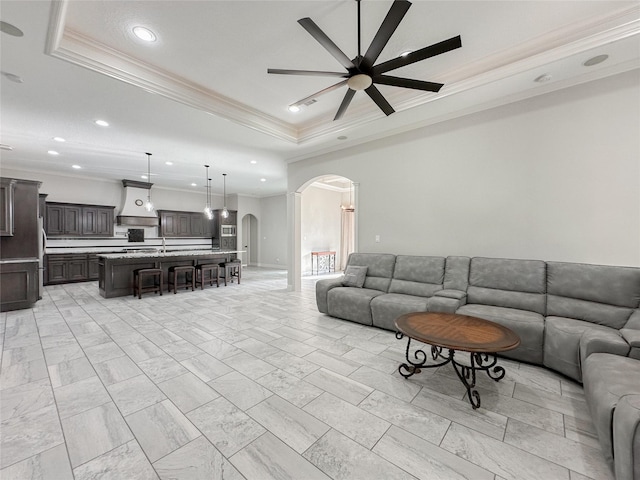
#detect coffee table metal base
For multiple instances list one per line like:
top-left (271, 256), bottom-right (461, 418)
top-left (396, 332), bottom-right (506, 409)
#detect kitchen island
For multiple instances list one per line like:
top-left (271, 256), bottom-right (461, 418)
top-left (98, 249), bottom-right (242, 298)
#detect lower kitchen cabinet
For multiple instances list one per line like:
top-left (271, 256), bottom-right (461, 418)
top-left (0, 260), bottom-right (39, 311)
top-left (46, 253), bottom-right (101, 284)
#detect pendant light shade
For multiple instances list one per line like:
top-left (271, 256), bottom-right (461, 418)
top-left (203, 165), bottom-right (213, 219)
top-left (144, 152), bottom-right (154, 212)
top-left (221, 173), bottom-right (229, 218)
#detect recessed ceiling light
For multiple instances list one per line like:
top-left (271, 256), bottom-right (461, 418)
top-left (53, 136), bottom-right (66, 142)
top-left (95, 119), bottom-right (109, 127)
top-left (0, 21), bottom-right (24, 37)
top-left (47, 150), bottom-right (59, 155)
top-left (400, 50), bottom-right (412, 57)
top-left (133, 26), bottom-right (157, 42)
top-left (72, 165), bottom-right (81, 169)
top-left (250, 160), bottom-right (257, 164)
top-left (191, 183), bottom-right (197, 187)
top-left (583, 54), bottom-right (609, 67)
top-left (260, 178), bottom-right (266, 182)
top-left (1, 71), bottom-right (23, 83)
top-left (337, 135), bottom-right (348, 140)
top-left (288, 105), bottom-right (300, 113)
top-left (165, 161), bottom-right (173, 165)
top-left (534, 74), bottom-right (552, 83)
top-left (141, 175), bottom-right (148, 179)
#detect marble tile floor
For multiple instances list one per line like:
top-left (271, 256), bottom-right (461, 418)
top-left (0, 268), bottom-right (614, 480)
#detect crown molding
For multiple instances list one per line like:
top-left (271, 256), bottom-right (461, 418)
top-left (295, 5), bottom-right (640, 143)
top-left (45, 1), bottom-right (298, 143)
top-left (45, 1), bottom-right (638, 146)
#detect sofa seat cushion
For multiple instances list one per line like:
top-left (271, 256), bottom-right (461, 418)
top-left (583, 353), bottom-right (640, 467)
top-left (544, 316), bottom-right (624, 382)
top-left (327, 287), bottom-right (385, 326)
top-left (370, 293), bottom-right (429, 331)
top-left (456, 304), bottom-right (544, 363)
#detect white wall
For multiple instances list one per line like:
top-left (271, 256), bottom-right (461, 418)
top-left (289, 71), bottom-right (640, 267)
top-left (301, 185), bottom-right (344, 275)
top-left (260, 194), bottom-right (288, 269)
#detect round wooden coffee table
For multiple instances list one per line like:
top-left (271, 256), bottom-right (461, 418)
top-left (394, 312), bottom-right (520, 409)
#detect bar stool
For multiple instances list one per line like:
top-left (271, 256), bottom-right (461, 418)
top-left (195, 263), bottom-right (220, 289)
top-left (168, 265), bottom-right (195, 294)
top-left (133, 268), bottom-right (163, 299)
top-left (219, 259), bottom-right (241, 286)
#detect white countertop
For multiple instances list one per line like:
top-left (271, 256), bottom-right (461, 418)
top-left (98, 250), bottom-right (243, 259)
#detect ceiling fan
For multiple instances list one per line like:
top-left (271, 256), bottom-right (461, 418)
top-left (268, 0), bottom-right (462, 121)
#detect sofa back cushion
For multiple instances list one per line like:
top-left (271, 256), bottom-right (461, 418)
top-left (546, 262), bottom-right (640, 329)
top-left (389, 255), bottom-right (445, 297)
top-left (444, 256), bottom-right (470, 291)
top-left (467, 257), bottom-right (547, 314)
top-left (346, 253), bottom-right (396, 292)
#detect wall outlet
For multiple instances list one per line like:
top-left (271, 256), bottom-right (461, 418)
top-left (375, 235), bottom-right (381, 243)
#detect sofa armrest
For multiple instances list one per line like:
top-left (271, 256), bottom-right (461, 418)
top-left (315, 278), bottom-right (344, 314)
top-left (433, 289), bottom-right (467, 302)
top-left (621, 329), bottom-right (640, 360)
top-left (580, 328), bottom-right (631, 372)
top-left (621, 329), bottom-right (640, 347)
top-left (428, 290), bottom-right (467, 314)
top-left (613, 394), bottom-right (640, 480)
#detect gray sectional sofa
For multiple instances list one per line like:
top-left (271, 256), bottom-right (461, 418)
top-left (316, 253), bottom-right (640, 480)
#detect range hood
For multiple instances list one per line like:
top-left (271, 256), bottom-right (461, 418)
top-left (116, 180), bottom-right (158, 227)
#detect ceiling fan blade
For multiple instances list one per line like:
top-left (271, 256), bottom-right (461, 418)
top-left (291, 80), bottom-right (348, 109)
top-left (361, 0), bottom-right (411, 70)
top-left (374, 74), bottom-right (443, 92)
top-left (334, 89), bottom-right (356, 121)
top-left (365, 85), bottom-right (395, 116)
top-left (298, 17), bottom-right (355, 70)
top-left (372, 35), bottom-right (462, 75)
top-left (268, 69), bottom-right (349, 77)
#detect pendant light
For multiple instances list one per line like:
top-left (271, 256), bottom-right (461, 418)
top-left (221, 173), bottom-right (229, 218)
top-left (203, 165), bottom-right (213, 219)
top-left (144, 152), bottom-right (154, 212)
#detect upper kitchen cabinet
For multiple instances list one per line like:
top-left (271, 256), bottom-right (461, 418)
top-left (158, 210), bottom-right (212, 237)
top-left (46, 202), bottom-right (114, 237)
top-left (213, 209), bottom-right (237, 226)
top-left (0, 178), bottom-right (16, 236)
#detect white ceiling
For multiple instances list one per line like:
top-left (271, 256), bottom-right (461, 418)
top-left (1, 0), bottom-right (638, 196)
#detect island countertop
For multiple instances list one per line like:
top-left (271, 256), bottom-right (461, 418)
top-left (98, 249), bottom-right (244, 260)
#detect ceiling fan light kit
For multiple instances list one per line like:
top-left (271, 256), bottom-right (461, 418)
top-left (268, 0), bottom-right (462, 121)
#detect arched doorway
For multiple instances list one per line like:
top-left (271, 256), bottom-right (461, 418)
top-left (241, 213), bottom-right (258, 266)
top-left (288, 175), bottom-right (358, 290)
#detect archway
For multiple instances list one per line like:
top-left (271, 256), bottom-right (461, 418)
top-left (287, 175), bottom-right (358, 291)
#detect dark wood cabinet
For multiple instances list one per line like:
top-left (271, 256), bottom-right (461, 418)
top-left (88, 254), bottom-right (100, 280)
top-left (46, 254), bottom-right (89, 284)
top-left (1, 178), bottom-right (41, 311)
top-left (158, 210), bottom-right (211, 237)
top-left (190, 215), bottom-right (204, 236)
top-left (65, 206), bottom-right (82, 235)
top-left (46, 253), bottom-right (108, 284)
top-left (46, 202), bottom-right (114, 237)
top-left (221, 237), bottom-right (237, 250)
top-left (47, 256), bottom-right (69, 283)
top-left (97, 209), bottom-right (112, 235)
top-left (0, 179), bottom-right (16, 236)
top-left (0, 260), bottom-right (38, 312)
